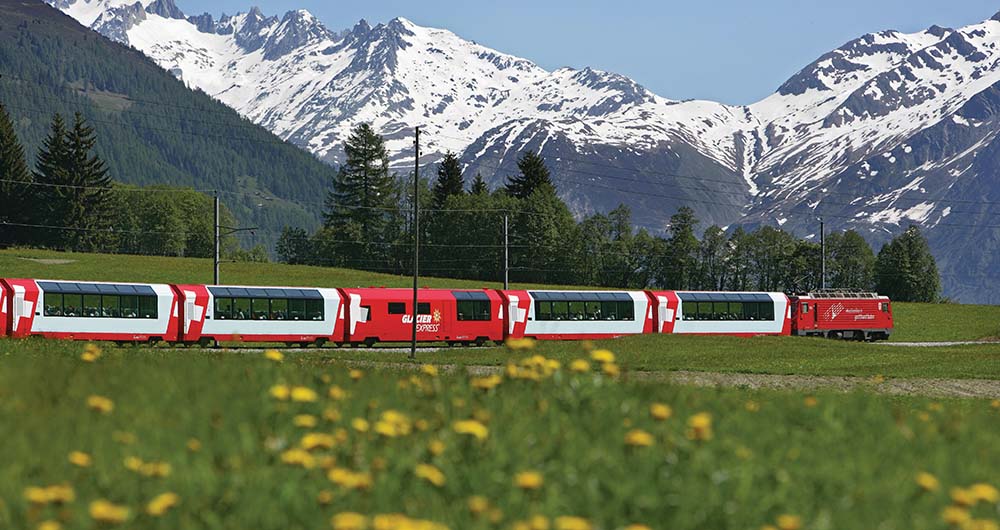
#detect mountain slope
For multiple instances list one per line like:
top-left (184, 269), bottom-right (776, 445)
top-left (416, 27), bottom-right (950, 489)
top-left (44, 0), bottom-right (1000, 301)
top-left (0, 0), bottom-right (336, 249)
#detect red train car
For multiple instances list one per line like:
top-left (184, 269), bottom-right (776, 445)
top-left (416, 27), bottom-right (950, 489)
top-left (341, 288), bottom-right (503, 346)
top-left (650, 291), bottom-right (792, 336)
top-left (790, 291), bottom-right (892, 341)
top-left (0, 282), bottom-right (9, 337)
top-left (174, 284), bottom-right (345, 346)
top-left (0, 278), bottom-right (180, 343)
top-left (500, 290), bottom-right (654, 340)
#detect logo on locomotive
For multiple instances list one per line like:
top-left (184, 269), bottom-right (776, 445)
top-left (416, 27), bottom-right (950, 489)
top-left (401, 310), bottom-right (442, 333)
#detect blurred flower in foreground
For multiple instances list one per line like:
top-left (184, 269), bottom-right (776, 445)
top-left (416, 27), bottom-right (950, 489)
top-left (515, 471), bottom-right (543, 490)
top-left (90, 499), bottom-right (130, 524)
top-left (264, 349), bottom-right (284, 362)
top-left (86, 395), bottom-right (114, 414)
top-left (146, 492), bottom-right (180, 516)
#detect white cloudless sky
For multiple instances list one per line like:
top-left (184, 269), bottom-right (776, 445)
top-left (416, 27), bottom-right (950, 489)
top-left (175, 0), bottom-right (1000, 105)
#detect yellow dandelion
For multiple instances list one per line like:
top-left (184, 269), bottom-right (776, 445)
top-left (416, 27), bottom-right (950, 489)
top-left (81, 343), bottom-right (102, 362)
top-left (569, 359), bottom-right (590, 373)
top-left (68, 451), bottom-right (92, 468)
top-left (414, 463), bottom-right (446, 487)
top-left (745, 400), bottom-right (761, 412)
top-left (331, 512), bottom-right (368, 530)
top-left (505, 337), bottom-right (536, 351)
top-left (624, 525), bottom-right (652, 530)
top-left (803, 396), bottom-right (818, 407)
top-left (349, 369), bottom-right (364, 381)
top-left (300, 432), bottom-right (336, 451)
top-left (24, 487), bottom-right (51, 505)
top-left (186, 438), bottom-right (202, 452)
top-left (991, 399), bottom-right (1000, 409)
top-left (602, 363), bottom-right (621, 377)
top-left (291, 386), bottom-right (318, 402)
top-left (326, 468), bottom-right (373, 490)
top-left (269, 384), bottom-right (290, 400)
top-left (916, 472), bottom-right (940, 492)
top-left (317, 489), bottom-right (334, 505)
top-left (281, 448), bottom-right (316, 469)
top-left (452, 419), bottom-right (489, 441)
top-left (323, 407), bottom-right (342, 422)
top-left (328, 385), bottom-right (349, 400)
top-left (46, 484), bottom-right (75, 504)
top-left (38, 520), bottom-right (62, 530)
top-left (140, 461), bottom-right (172, 478)
top-left (351, 418), bottom-right (370, 433)
top-left (264, 349), bottom-right (284, 362)
top-left (124, 456), bottom-right (144, 471)
top-left (146, 492), bottom-right (180, 516)
top-left (941, 506), bottom-right (971, 526)
top-left (554, 516), bottom-right (592, 530)
top-left (528, 514), bottom-right (550, 530)
top-left (89, 499), bottom-right (130, 524)
top-left (624, 429), bottom-right (655, 447)
top-left (294, 414), bottom-right (318, 428)
top-left (969, 483), bottom-right (1000, 503)
top-left (428, 439), bottom-right (446, 456)
top-left (86, 395), bottom-right (114, 414)
top-left (415, 418), bottom-right (429, 431)
top-left (776, 514), bottom-right (802, 530)
top-left (515, 470), bottom-right (544, 490)
top-left (952, 487), bottom-right (976, 507)
top-left (589, 349), bottom-right (615, 363)
top-left (471, 374), bottom-right (503, 390)
top-left (420, 364), bottom-right (439, 377)
top-left (468, 495), bottom-right (489, 515)
top-left (686, 412), bottom-right (713, 441)
top-left (650, 403), bottom-right (672, 421)
top-left (489, 508), bottom-right (504, 524)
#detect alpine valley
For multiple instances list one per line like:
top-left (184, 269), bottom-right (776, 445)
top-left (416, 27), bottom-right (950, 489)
top-left (49, 0), bottom-right (1000, 302)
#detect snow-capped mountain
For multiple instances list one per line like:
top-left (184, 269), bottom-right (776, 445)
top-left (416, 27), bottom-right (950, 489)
top-left (47, 0), bottom-right (1000, 302)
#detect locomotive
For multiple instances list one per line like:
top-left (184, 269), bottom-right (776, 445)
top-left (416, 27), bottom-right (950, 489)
top-left (0, 278), bottom-right (893, 346)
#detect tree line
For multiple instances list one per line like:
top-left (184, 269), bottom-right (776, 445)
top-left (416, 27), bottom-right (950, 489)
top-left (0, 104), bottom-right (237, 257)
top-left (277, 123), bottom-right (942, 302)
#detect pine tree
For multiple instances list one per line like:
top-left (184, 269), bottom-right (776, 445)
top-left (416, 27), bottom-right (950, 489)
top-left (505, 152), bottom-right (554, 200)
top-left (875, 225), bottom-right (940, 302)
top-left (32, 113), bottom-right (113, 250)
top-left (470, 172), bottom-right (489, 195)
top-left (431, 152), bottom-right (464, 210)
top-left (0, 103), bottom-right (32, 245)
top-left (32, 113), bottom-right (71, 247)
top-left (321, 123), bottom-right (400, 266)
top-left (657, 206), bottom-right (700, 289)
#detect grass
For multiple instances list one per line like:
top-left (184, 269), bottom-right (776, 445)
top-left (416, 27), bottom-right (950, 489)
top-left (1, 343), bottom-right (999, 530)
top-left (3, 248), bottom-right (999, 344)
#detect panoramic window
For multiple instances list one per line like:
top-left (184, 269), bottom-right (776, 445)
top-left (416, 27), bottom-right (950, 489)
top-left (530, 292), bottom-right (636, 322)
top-left (39, 282), bottom-right (158, 319)
top-left (678, 293), bottom-right (775, 322)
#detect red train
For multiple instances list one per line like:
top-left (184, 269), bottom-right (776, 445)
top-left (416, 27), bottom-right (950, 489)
top-left (0, 278), bottom-right (893, 345)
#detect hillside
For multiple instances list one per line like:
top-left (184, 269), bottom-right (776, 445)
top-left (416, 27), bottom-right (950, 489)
top-left (0, 0), bottom-right (335, 248)
top-left (48, 0), bottom-right (1000, 303)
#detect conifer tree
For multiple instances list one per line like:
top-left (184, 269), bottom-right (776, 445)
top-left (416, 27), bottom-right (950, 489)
top-left (505, 152), bottom-right (554, 199)
top-left (657, 206), bottom-right (700, 289)
top-left (431, 152), bottom-right (464, 210)
top-left (33, 113), bottom-right (113, 249)
top-left (875, 225), bottom-right (940, 302)
top-left (0, 103), bottom-right (32, 245)
top-left (470, 172), bottom-right (489, 195)
top-left (321, 123), bottom-right (400, 265)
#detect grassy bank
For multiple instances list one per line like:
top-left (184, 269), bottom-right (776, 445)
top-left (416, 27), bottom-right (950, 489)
top-left (1, 345), bottom-right (998, 530)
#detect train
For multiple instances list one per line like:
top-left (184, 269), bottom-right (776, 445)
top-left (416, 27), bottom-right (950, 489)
top-left (0, 278), bottom-right (894, 346)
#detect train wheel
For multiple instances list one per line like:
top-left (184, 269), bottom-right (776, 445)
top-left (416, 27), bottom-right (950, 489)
top-left (315, 338), bottom-right (328, 348)
top-left (474, 337), bottom-right (486, 347)
top-left (198, 338), bottom-right (211, 348)
top-left (364, 338), bottom-right (377, 348)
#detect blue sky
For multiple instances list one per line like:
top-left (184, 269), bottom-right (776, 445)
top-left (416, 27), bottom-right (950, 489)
top-left (175, 0), bottom-right (1000, 105)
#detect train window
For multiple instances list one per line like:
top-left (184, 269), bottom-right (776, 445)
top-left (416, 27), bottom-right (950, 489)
top-left (270, 298), bottom-right (288, 320)
top-left (535, 301), bottom-right (552, 320)
top-left (44, 292), bottom-right (62, 316)
top-left (880, 303), bottom-right (889, 312)
top-left (533, 296), bottom-right (635, 321)
top-left (551, 301), bottom-right (569, 320)
top-left (139, 296), bottom-right (158, 319)
top-left (121, 295), bottom-right (139, 318)
top-left (388, 302), bottom-right (406, 315)
top-left (102, 295), bottom-right (120, 318)
top-left (215, 298), bottom-right (232, 320)
top-left (305, 299), bottom-right (324, 320)
top-left (417, 303), bottom-right (431, 315)
top-left (233, 298), bottom-right (251, 320)
top-left (251, 298), bottom-right (269, 320)
top-left (82, 294), bottom-right (100, 318)
top-left (801, 303), bottom-right (810, 314)
top-left (288, 299), bottom-right (305, 320)
top-left (458, 300), bottom-right (491, 321)
top-left (679, 299), bottom-right (774, 321)
top-left (759, 303), bottom-right (774, 321)
top-left (619, 301), bottom-right (634, 321)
